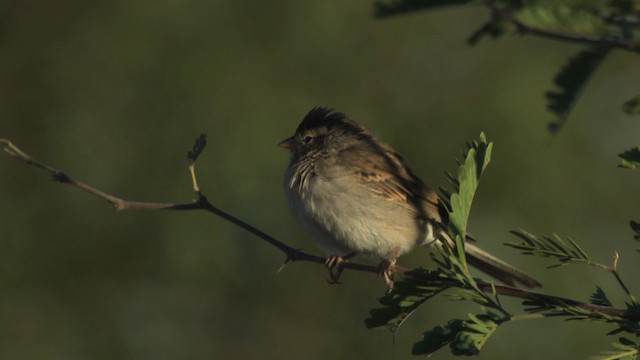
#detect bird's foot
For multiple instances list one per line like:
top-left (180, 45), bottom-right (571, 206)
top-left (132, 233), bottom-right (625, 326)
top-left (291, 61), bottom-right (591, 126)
top-left (325, 252), bottom-right (355, 284)
top-left (377, 248), bottom-right (400, 290)
top-left (376, 259), bottom-right (396, 290)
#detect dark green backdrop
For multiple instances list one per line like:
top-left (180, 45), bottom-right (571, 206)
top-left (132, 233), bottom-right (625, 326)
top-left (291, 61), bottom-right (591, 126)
top-left (1, 1), bottom-right (639, 359)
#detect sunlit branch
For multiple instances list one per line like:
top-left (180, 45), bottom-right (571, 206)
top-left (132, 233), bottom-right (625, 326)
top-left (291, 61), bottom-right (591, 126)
top-left (1, 138), bottom-right (634, 320)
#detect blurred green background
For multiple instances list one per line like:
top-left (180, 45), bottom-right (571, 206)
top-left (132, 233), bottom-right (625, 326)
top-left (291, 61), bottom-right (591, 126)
top-left (1, 1), bottom-right (639, 359)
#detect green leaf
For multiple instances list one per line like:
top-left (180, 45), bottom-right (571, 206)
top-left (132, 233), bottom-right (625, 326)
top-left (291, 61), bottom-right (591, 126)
top-left (591, 286), bottom-right (614, 307)
top-left (506, 229), bottom-right (591, 266)
top-left (374, 0), bottom-right (471, 18)
top-left (365, 269), bottom-right (454, 332)
top-left (618, 147), bottom-right (640, 170)
top-left (592, 337), bottom-right (640, 360)
top-left (447, 133), bottom-right (493, 256)
top-left (622, 96), bottom-right (640, 115)
top-left (546, 46), bottom-right (610, 134)
top-left (187, 134), bottom-right (207, 164)
top-left (411, 319), bottom-right (465, 356)
top-left (413, 312), bottom-right (502, 356)
top-left (517, 5), bottom-right (609, 35)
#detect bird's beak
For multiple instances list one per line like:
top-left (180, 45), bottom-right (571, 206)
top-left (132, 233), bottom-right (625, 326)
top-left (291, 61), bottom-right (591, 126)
top-left (278, 136), bottom-right (295, 150)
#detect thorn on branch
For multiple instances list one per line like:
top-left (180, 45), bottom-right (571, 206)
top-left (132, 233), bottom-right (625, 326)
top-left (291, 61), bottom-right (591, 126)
top-left (277, 248), bottom-right (306, 274)
top-left (286, 248), bottom-right (304, 263)
top-left (52, 171), bottom-right (71, 183)
top-left (276, 258), bottom-right (290, 274)
top-left (195, 192), bottom-right (207, 204)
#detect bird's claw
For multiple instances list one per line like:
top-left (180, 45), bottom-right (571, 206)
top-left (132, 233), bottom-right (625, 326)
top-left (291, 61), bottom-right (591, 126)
top-left (324, 253), bottom-right (355, 284)
top-left (377, 259), bottom-right (396, 290)
top-left (377, 248), bottom-right (399, 291)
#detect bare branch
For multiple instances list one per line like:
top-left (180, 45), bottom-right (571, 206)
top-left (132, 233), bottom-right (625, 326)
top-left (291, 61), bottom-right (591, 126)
top-left (0, 139), bottom-right (379, 272)
top-left (1, 138), bottom-right (634, 320)
top-left (1, 139), bottom-right (198, 211)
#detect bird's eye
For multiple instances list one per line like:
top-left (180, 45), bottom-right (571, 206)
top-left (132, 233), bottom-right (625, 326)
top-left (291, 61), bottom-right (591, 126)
top-left (303, 135), bottom-right (314, 144)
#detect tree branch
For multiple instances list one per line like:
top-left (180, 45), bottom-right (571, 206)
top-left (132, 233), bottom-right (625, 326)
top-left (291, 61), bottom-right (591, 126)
top-left (1, 138), bottom-right (634, 320)
top-left (400, 268), bottom-right (632, 318)
top-left (0, 139), bottom-right (373, 272)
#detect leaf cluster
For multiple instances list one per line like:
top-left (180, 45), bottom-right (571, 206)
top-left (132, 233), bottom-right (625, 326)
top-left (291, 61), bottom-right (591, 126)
top-left (506, 229), bottom-right (590, 268)
top-left (365, 133), bottom-right (640, 357)
top-left (412, 311), bottom-right (502, 356)
top-left (619, 147), bottom-right (640, 170)
top-left (367, 134), bottom-right (512, 356)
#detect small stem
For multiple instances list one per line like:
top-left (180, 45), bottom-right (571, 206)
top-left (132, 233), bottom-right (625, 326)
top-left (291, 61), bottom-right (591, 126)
top-left (188, 163), bottom-right (200, 193)
top-left (476, 283), bottom-right (631, 318)
top-left (508, 313), bottom-right (547, 321)
top-left (585, 259), bottom-right (612, 272)
top-left (613, 270), bottom-right (637, 302)
top-left (610, 253), bottom-right (638, 304)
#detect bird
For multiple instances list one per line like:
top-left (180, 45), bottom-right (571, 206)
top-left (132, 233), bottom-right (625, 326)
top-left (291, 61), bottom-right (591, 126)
top-left (279, 107), bottom-right (540, 288)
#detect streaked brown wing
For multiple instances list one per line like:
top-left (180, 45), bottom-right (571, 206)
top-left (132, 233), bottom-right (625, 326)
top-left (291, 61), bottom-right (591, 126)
top-left (338, 143), bottom-right (442, 223)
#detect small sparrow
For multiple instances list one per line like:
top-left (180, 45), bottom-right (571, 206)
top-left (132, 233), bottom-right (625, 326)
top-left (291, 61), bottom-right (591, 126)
top-left (279, 107), bottom-right (540, 288)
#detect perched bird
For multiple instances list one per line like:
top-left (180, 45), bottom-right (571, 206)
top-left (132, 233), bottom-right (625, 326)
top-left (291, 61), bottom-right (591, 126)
top-left (279, 107), bottom-right (540, 288)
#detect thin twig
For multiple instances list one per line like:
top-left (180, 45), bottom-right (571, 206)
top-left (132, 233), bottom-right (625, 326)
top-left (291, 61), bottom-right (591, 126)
top-left (1, 138), bottom-right (634, 320)
top-left (611, 252), bottom-right (639, 304)
top-left (482, 283), bottom-right (631, 318)
top-left (401, 267), bottom-right (631, 318)
top-left (0, 139), bottom-right (378, 273)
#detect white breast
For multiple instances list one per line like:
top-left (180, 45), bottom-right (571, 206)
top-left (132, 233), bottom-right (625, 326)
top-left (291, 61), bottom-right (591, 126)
top-left (284, 165), bottom-right (434, 260)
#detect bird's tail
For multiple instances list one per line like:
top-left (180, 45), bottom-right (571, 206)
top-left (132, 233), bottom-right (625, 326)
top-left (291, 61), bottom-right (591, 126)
top-left (433, 229), bottom-right (541, 288)
top-left (462, 242), bottom-right (541, 288)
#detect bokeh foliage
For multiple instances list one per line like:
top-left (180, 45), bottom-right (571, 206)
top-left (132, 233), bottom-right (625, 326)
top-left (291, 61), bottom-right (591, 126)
top-left (376, 0), bottom-right (640, 133)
